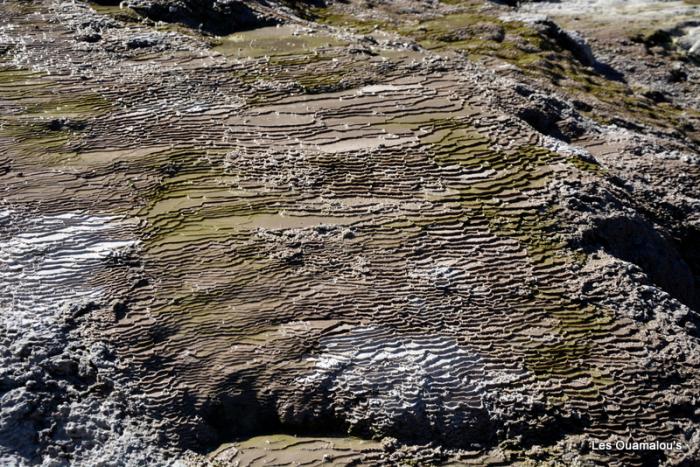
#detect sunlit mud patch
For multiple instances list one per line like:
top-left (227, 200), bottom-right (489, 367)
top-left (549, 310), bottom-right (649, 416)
top-left (515, 0), bottom-right (699, 20)
top-left (213, 24), bottom-right (347, 59)
top-left (295, 326), bottom-right (524, 449)
top-left (0, 211), bottom-right (172, 465)
top-left (211, 434), bottom-right (384, 466)
top-left (0, 211), bottom-right (133, 316)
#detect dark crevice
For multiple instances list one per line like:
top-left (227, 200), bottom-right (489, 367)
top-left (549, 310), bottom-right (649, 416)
top-left (123, 0), bottom-right (325, 35)
top-left (579, 216), bottom-right (698, 312)
top-left (190, 372), bottom-right (501, 453)
top-left (126, 0), bottom-right (279, 35)
top-left (195, 387), bottom-right (346, 452)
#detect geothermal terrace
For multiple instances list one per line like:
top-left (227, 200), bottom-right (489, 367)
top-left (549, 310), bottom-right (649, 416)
top-left (1, 0), bottom-right (699, 465)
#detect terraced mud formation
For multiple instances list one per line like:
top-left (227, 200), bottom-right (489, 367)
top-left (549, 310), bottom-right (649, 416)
top-left (1, 0), bottom-right (699, 465)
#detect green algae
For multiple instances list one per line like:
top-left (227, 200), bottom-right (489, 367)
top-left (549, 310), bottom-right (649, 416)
top-left (525, 339), bottom-right (592, 378)
top-left (0, 120), bottom-right (75, 162)
top-left (88, 2), bottom-right (141, 21)
top-left (418, 120), bottom-right (615, 385)
top-left (0, 68), bottom-right (112, 162)
top-left (312, 9), bottom-right (388, 35)
top-left (558, 65), bottom-right (699, 138)
top-left (315, 7), bottom-right (545, 63)
top-left (0, 115), bottom-right (82, 164)
top-left (0, 68), bottom-right (46, 87)
top-left (568, 155), bottom-right (604, 175)
top-left (136, 147), bottom-right (366, 253)
top-left (20, 93), bottom-right (111, 118)
top-left (133, 108), bottom-right (614, 390)
top-left (313, 4), bottom-right (698, 140)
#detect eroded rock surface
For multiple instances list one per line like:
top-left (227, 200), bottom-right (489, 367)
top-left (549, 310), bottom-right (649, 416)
top-left (0, 0), bottom-right (699, 465)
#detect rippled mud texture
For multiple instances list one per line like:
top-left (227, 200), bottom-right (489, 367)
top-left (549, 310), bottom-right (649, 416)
top-left (1, 0), bottom-right (699, 466)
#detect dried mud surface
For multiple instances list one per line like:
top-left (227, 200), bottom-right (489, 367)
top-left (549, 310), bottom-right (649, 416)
top-left (1, 0), bottom-right (699, 465)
